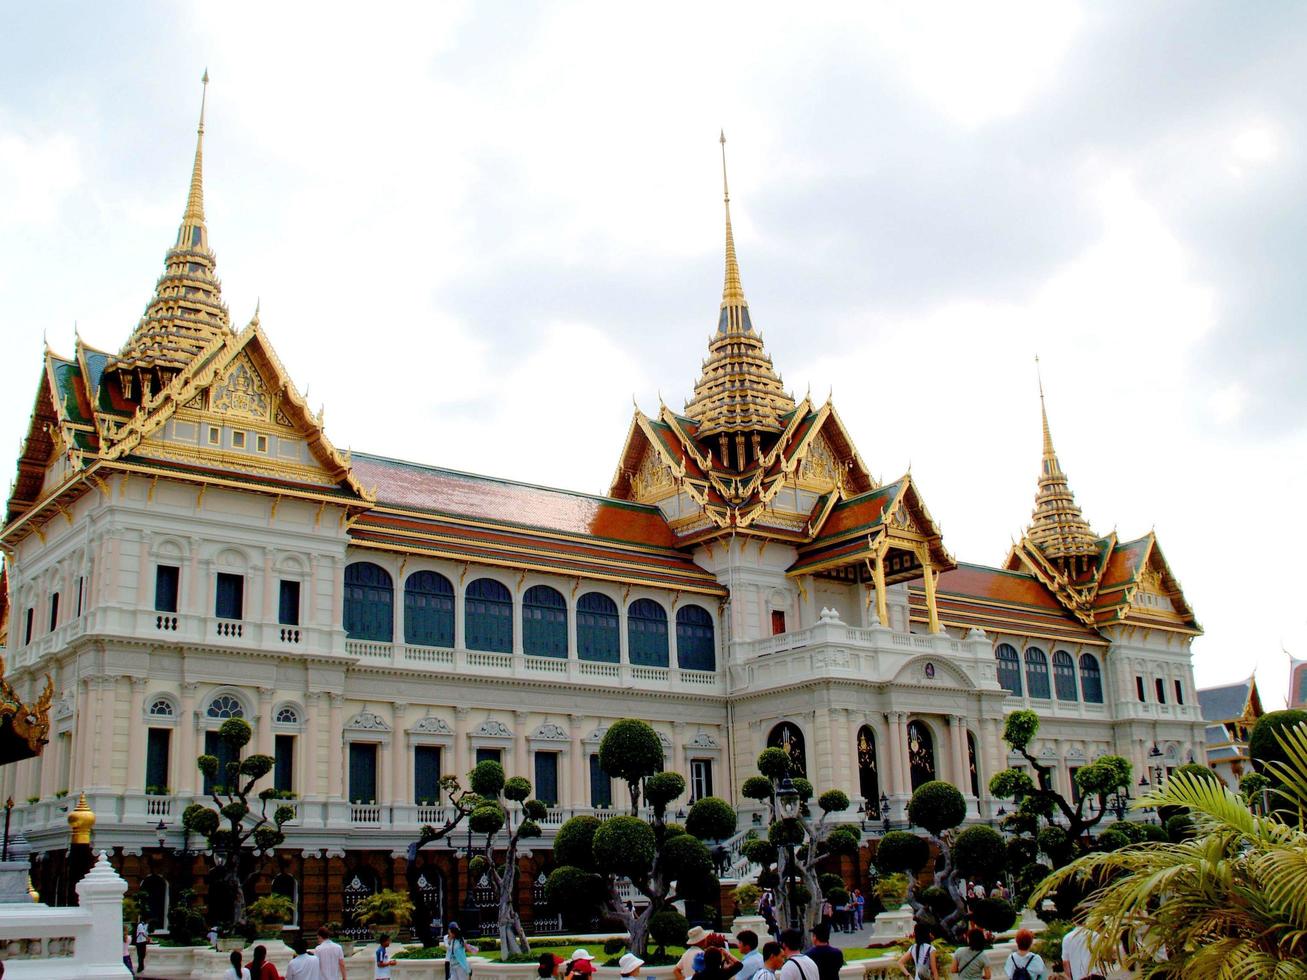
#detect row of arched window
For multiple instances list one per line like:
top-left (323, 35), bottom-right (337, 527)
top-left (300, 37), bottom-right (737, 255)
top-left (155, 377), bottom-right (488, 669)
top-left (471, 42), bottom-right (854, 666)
top-left (995, 644), bottom-right (1103, 703)
top-left (344, 562), bottom-right (717, 670)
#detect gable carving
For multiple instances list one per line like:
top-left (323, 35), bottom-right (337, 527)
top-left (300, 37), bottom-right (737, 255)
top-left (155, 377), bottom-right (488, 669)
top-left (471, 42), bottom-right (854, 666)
top-left (531, 723), bottom-right (569, 741)
top-left (211, 354), bottom-right (270, 420)
top-left (474, 719), bottom-right (513, 738)
top-left (346, 710), bottom-right (389, 732)
top-left (631, 449), bottom-right (676, 501)
top-left (799, 434), bottom-right (837, 487)
top-left (411, 716), bottom-right (453, 735)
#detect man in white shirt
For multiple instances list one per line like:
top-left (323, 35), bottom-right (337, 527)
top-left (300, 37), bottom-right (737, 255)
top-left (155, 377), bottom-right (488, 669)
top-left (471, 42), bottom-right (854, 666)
top-left (777, 930), bottom-right (818, 980)
top-left (286, 938), bottom-right (322, 980)
top-left (1062, 925), bottom-right (1115, 980)
top-left (315, 925), bottom-right (347, 980)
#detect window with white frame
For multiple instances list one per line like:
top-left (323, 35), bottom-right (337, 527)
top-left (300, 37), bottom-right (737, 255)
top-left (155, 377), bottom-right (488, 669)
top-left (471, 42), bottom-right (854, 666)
top-left (690, 759), bottom-right (713, 801)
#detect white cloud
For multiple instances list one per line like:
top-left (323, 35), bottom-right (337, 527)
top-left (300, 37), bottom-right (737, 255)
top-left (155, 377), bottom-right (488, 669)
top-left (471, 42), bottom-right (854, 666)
top-left (0, 127), bottom-right (80, 224)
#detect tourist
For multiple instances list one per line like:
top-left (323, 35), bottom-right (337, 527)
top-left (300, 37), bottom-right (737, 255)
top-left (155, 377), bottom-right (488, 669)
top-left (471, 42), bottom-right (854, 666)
top-left (315, 925), bottom-right (348, 980)
top-left (853, 889), bottom-right (866, 930)
top-left (226, 949), bottom-right (253, 980)
top-left (251, 944), bottom-right (283, 980)
top-left (374, 933), bottom-right (397, 979)
top-left (951, 928), bottom-right (991, 979)
top-left (1060, 924), bottom-right (1113, 980)
top-left (693, 945), bottom-right (743, 980)
top-left (134, 915), bottom-right (150, 975)
top-left (819, 898), bottom-right (834, 930)
top-left (286, 939), bottom-right (321, 980)
top-left (447, 924), bottom-right (473, 980)
top-left (208, 924), bottom-right (220, 947)
top-left (123, 927), bottom-right (135, 976)
top-left (1003, 930), bottom-right (1047, 980)
top-left (674, 926), bottom-right (713, 980)
top-left (539, 953), bottom-right (565, 978)
top-left (897, 923), bottom-right (938, 980)
top-left (777, 929), bottom-right (818, 980)
top-left (619, 953), bottom-right (645, 978)
top-left (752, 942), bottom-right (785, 980)
top-left (736, 929), bottom-right (763, 980)
top-left (758, 891), bottom-right (777, 938)
top-left (804, 923), bottom-right (844, 980)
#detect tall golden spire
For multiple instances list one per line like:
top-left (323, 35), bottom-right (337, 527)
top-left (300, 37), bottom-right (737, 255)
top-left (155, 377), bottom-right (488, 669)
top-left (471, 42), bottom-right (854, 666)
top-left (1026, 358), bottom-right (1099, 563)
top-left (109, 70), bottom-right (230, 396)
top-left (685, 132), bottom-right (794, 455)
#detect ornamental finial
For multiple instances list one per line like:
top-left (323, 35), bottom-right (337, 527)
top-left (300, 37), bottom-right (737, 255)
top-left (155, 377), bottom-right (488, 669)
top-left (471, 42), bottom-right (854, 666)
top-left (719, 130), bottom-right (747, 322)
top-left (183, 70), bottom-right (209, 228)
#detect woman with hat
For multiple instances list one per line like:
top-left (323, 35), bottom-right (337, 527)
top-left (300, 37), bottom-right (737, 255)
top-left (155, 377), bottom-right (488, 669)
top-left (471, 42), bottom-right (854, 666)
top-left (565, 949), bottom-right (597, 980)
top-left (619, 953), bottom-right (645, 978)
top-left (674, 927), bottom-right (713, 980)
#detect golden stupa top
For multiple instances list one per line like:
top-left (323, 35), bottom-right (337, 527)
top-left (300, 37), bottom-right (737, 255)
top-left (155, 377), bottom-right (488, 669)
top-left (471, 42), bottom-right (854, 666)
top-left (1025, 373), bottom-right (1099, 561)
top-left (108, 70), bottom-right (231, 381)
top-left (67, 792), bottom-right (95, 845)
top-left (683, 133), bottom-right (795, 439)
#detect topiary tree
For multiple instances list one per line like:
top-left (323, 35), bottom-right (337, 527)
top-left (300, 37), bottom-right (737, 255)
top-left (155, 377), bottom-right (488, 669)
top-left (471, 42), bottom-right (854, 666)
top-left (741, 748), bottom-right (855, 930)
top-left (546, 720), bottom-right (717, 956)
top-left (901, 780), bottom-right (974, 939)
top-left (466, 759), bottom-right (544, 957)
top-left (183, 718), bottom-right (292, 928)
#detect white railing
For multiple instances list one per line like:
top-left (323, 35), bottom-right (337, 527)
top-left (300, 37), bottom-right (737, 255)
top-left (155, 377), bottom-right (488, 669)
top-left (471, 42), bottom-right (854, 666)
top-left (467, 651), bottom-right (513, 669)
top-left (346, 640), bottom-right (393, 660)
top-left (145, 796), bottom-right (172, 817)
top-left (579, 661), bottom-right (620, 678)
top-left (351, 804), bottom-right (382, 824)
top-left (524, 656), bottom-right (567, 673)
top-left (630, 666), bottom-right (668, 682)
top-left (681, 669), bottom-right (717, 686)
top-left (404, 645), bottom-right (455, 666)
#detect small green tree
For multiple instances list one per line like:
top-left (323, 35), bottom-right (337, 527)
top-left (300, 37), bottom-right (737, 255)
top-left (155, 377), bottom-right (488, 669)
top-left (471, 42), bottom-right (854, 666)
top-left (182, 718), bottom-right (292, 927)
top-left (467, 760), bottom-right (544, 957)
top-left (902, 780), bottom-right (974, 939)
top-left (405, 774), bottom-right (479, 947)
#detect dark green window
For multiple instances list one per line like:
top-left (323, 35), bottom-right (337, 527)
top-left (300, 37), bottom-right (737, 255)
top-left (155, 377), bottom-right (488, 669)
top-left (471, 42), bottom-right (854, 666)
top-left (534, 752), bottom-right (559, 806)
top-left (577, 593), bottom-right (619, 663)
top-left (589, 754), bottom-right (611, 808)
top-left (155, 565), bottom-right (180, 613)
top-left (145, 728), bottom-right (170, 791)
top-left (215, 572), bottom-right (244, 621)
top-left (278, 580), bottom-right (300, 626)
top-left (475, 747), bottom-right (501, 766)
top-left (1079, 654), bottom-right (1103, 703)
top-left (274, 734), bottom-right (294, 793)
top-left (204, 730), bottom-right (239, 795)
top-left (344, 562), bottom-right (393, 642)
top-left (523, 585), bottom-right (567, 658)
top-left (1052, 650), bottom-right (1078, 701)
top-left (465, 578), bottom-right (512, 653)
top-left (627, 599), bottom-right (668, 667)
top-left (415, 746), bottom-right (442, 805)
top-left (995, 644), bottom-right (1022, 696)
top-left (1024, 647), bottom-right (1051, 699)
top-left (349, 743), bottom-right (378, 804)
top-left (404, 571), bottom-right (454, 648)
top-left (675, 604), bottom-right (715, 671)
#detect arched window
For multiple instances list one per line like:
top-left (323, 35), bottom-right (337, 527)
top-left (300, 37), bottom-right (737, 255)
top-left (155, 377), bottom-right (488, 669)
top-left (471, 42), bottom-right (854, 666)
top-left (1024, 647), bottom-right (1051, 699)
top-left (465, 578), bottom-right (512, 653)
top-left (404, 571), bottom-right (454, 648)
top-left (995, 644), bottom-right (1022, 696)
top-left (140, 874), bottom-right (169, 929)
top-left (577, 592), bottom-right (619, 663)
top-left (966, 732), bottom-right (980, 797)
top-left (275, 705), bottom-right (300, 725)
top-left (767, 722), bottom-right (807, 778)
top-left (271, 873), bottom-right (299, 926)
top-left (206, 694), bottom-right (244, 719)
top-left (1052, 650), bottom-right (1078, 701)
top-left (523, 585), bottom-right (568, 658)
top-left (907, 720), bottom-right (936, 790)
top-left (147, 698), bottom-right (175, 718)
top-left (856, 725), bottom-right (879, 813)
top-left (1078, 653), bottom-right (1103, 703)
top-left (675, 605), bottom-right (716, 671)
top-left (344, 562), bottom-right (393, 642)
top-left (627, 599), bottom-right (669, 668)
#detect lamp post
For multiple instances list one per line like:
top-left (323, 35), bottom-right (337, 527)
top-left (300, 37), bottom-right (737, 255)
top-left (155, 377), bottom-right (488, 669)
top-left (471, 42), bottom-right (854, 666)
top-left (1147, 744), bottom-right (1166, 788)
top-left (1108, 789), bottom-right (1130, 821)
top-left (776, 776), bottom-right (801, 932)
top-left (879, 792), bottom-right (891, 834)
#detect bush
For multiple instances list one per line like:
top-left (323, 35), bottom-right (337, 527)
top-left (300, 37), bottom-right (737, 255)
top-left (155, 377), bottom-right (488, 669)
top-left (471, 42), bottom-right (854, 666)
top-left (503, 776), bottom-right (532, 801)
top-left (593, 815), bottom-right (657, 877)
top-left (970, 897), bottom-right (1016, 933)
top-left (952, 825), bottom-right (1005, 880)
top-left (1005, 836), bottom-right (1037, 872)
top-left (1096, 828), bottom-right (1129, 852)
top-left (768, 818), bottom-right (805, 848)
top-left (686, 796), bottom-right (737, 841)
top-left (1035, 919), bottom-right (1074, 966)
top-left (920, 885), bottom-right (953, 919)
top-left (741, 837), bottom-right (777, 867)
top-left (469, 804), bottom-right (505, 836)
top-left (824, 828), bottom-right (860, 857)
top-left (1036, 826), bottom-right (1073, 868)
top-left (354, 889), bottom-right (415, 927)
top-left (603, 938), bottom-right (626, 955)
top-left (826, 887), bottom-right (849, 907)
top-left (247, 893), bottom-right (295, 926)
top-left (741, 776), bottom-right (774, 801)
top-left (544, 867), bottom-right (604, 929)
top-left (907, 781), bottom-right (966, 836)
top-left (649, 909), bottom-right (689, 950)
top-left (646, 772), bottom-right (687, 807)
top-left (661, 834), bottom-right (713, 880)
top-left (731, 883), bottom-right (761, 913)
top-left (470, 760), bottom-right (506, 797)
top-left (1250, 710), bottom-right (1307, 777)
top-left (1013, 863), bottom-right (1051, 906)
top-left (819, 873), bottom-right (843, 895)
top-left (874, 872), bottom-right (909, 907)
top-left (600, 721), bottom-right (665, 791)
top-left (817, 789), bottom-right (850, 814)
top-left (554, 815), bottom-right (600, 869)
top-left (876, 831), bottom-right (929, 874)
top-left (756, 747), bottom-right (791, 781)
top-left (1166, 813), bottom-right (1194, 842)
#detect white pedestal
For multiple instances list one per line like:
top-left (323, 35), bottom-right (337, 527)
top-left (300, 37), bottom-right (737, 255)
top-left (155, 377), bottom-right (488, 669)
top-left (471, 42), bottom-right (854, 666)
top-left (869, 904), bottom-right (914, 942)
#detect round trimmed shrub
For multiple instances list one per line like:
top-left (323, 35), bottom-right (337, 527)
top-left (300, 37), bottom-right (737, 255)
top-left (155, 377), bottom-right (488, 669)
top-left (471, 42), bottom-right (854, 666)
top-left (824, 827), bottom-right (860, 856)
top-left (649, 909), bottom-right (689, 949)
top-left (817, 789), bottom-right (850, 814)
top-left (554, 815), bottom-right (600, 869)
top-left (182, 803), bottom-right (219, 836)
top-left (741, 837), bottom-right (777, 867)
top-left (756, 747), bottom-right (791, 780)
top-left (523, 799), bottom-right (548, 821)
top-left (469, 804), bottom-right (505, 836)
top-left (470, 760), bottom-right (506, 798)
top-left (1036, 825), bottom-right (1073, 867)
top-left (953, 825), bottom-right (1005, 880)
top-left (593, 814), bottom-right (657, 877)
top-left (646, 772), bottom-right (686, 807)
top-left (793, 778), bottom-right (814, 802)
top-left (503, 776), bottom-right (531, 801)
top-left (920, 885), bottom-right (953, 918)
top-left (742, 776), bottom-right (774, 801)
top-left (661, 833), bottom-right (713, 879)
top-left (1004, 836), bottom-right (1036, 872)
top-left (907, 781), bottom-right (966, 836)
top-left (768, 817), bottom-right (805, 847)
top-left (875, 831), bottom-right (929, 874)
top-left (970, 897), bottom-right (1016, 933)
top-left (826, 886), bottom-right (849, 907)
top-left (1095, 828), bottom-right (1129, 852)
top-left (1250, 710), bottom-right (1307, 776)
top-left (544, 866), bottom-right (603, 928)
top-left (600, 720), bottom-right (665, 787)
top-left (686, 796), bottom-right (737, 841)
top-left (1166, 813), bottom-right (1194, 842)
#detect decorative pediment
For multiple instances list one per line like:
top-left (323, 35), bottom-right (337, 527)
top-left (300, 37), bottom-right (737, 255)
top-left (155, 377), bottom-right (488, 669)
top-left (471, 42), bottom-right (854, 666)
top-left (686, 731), bottom-right (718, 749)
top-left (411, 716), bottom-right (453, 736)
top-left (630, 449), bottom-right (677, 502)
top-left (346, 710), bottom-right (389, 732)
top-left (531, 723), bottom-right (569, 741)
top-left (210, 352), bottom-right (270, 420)
top-left (474, 719), bottom-right (513, 739)
top-left (657, 731), bottom-right (672, 750)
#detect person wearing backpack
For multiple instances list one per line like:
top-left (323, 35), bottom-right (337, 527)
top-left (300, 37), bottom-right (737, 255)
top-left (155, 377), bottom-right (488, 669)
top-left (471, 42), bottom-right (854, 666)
top-left (897, 923), bottom-right (938, 980)
top-left (1004, 930), bottom-right (1047, 980)
top-left (951, 928), bottom-right (991, 979)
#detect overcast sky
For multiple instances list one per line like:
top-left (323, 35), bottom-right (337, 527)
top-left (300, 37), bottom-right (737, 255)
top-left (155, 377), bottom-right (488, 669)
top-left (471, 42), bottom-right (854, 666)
top-left (3, 2), bottom-right (1304, 708)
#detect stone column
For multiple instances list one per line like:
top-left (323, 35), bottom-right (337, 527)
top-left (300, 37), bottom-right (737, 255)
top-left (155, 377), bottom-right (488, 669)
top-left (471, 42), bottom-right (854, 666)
top-left (94, 678), bottom-right (116, 790)
top-left (618, 603), bottom-right (630, 666)
top-left (950, 716), bottom-right (969, 792)
top-left (513, 711), bottom-right (529, 778)
top-left (392, 703), bottom-right (409, 805)
top-left (73, 677), bottom-right (91, 793)
top-left (257, 688), bottom-right (275, 760)
top-left (814, 706), bottom-right (835, 792)
top-left (304, 693), bottom-right (322, 798)
top-left (672, 722), bottom-right (686, 783)
top-left (454, 707), bottom-right (470, 783)
top-left (454, 580), bottom-right (466, 650)
top-left (126, 677), bottom-right (148, 792)
top-left (892, 712), bottom-right (911, 798)
top-left (829, 707), bottom-right (850, 798)
top-left (327, 694), bottom-right (344, 799)
top-left (177, 683), bottom-right (198, 795)
top-left (569, 714), bottom-right (584, 808)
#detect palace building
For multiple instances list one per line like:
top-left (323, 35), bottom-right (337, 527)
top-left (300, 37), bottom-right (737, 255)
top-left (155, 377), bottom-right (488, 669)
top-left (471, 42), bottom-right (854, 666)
top-left (0, 83), bottom-right (1207, 932)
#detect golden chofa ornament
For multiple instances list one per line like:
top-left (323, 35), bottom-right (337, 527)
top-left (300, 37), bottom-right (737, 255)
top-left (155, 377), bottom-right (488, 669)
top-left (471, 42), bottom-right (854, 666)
top-left (67, 793), bottom-right (95, 845)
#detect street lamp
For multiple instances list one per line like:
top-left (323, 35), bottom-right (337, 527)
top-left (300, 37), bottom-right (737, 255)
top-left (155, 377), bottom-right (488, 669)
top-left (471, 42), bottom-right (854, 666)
top-left (879, 792), bottom-right (891, 834)
top-left (1108, 789), bottom-right (1130, 821)
top-left (776, 777), bottom-right (801, 931)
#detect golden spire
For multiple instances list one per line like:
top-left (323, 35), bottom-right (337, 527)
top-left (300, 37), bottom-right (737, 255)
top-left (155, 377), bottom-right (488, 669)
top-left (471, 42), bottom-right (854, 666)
top-left (1026, 358), bottom-right (1099, 563)
top-left (67, 792), bottom-right (95, 845)
top-left (719, 130), bottom-right (747, 323)
top-left (108, 70), bottom-right (230, 390)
